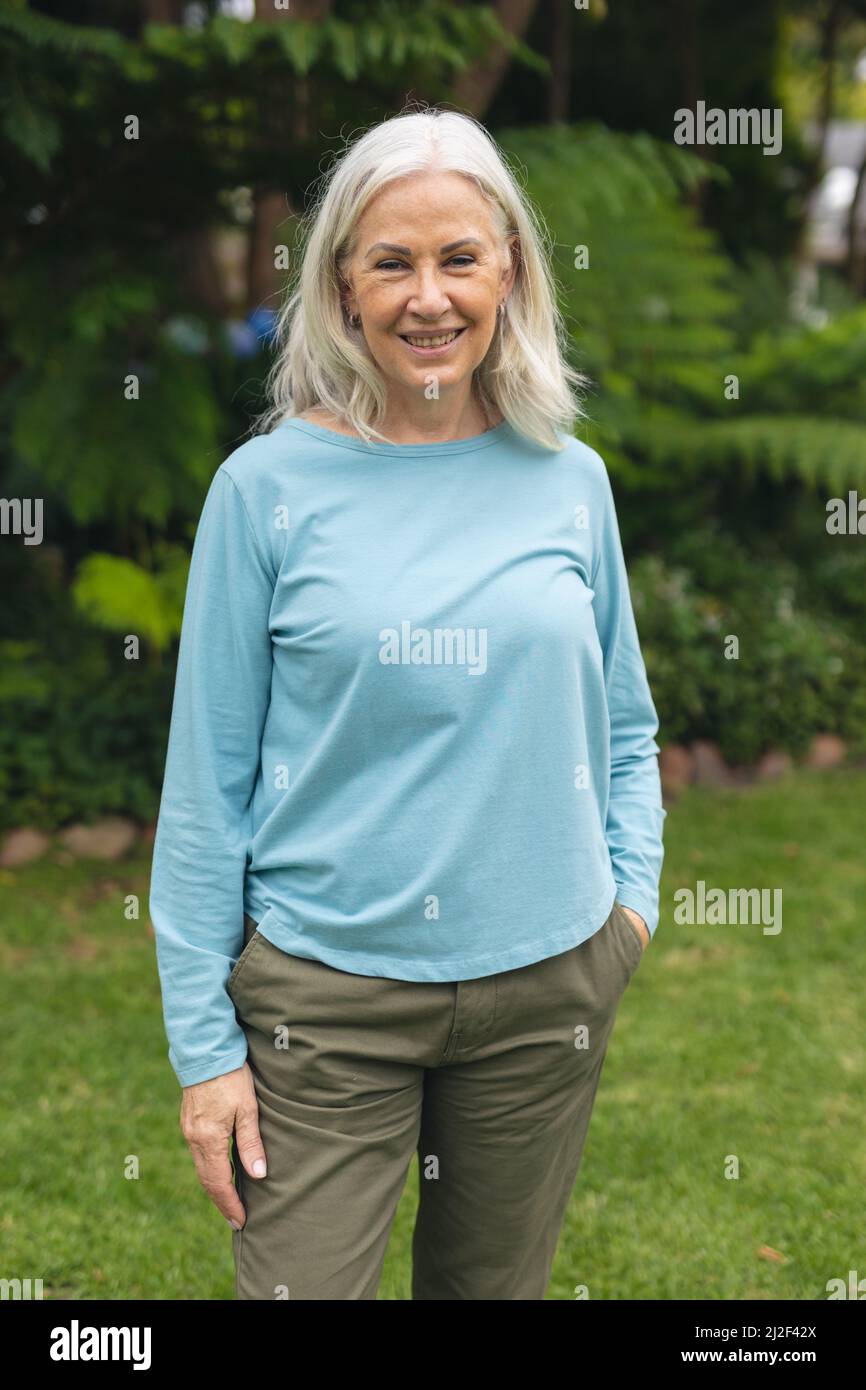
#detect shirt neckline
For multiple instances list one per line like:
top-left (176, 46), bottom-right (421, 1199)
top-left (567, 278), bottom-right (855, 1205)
top-left (282, 416), bottom-right (514, 456)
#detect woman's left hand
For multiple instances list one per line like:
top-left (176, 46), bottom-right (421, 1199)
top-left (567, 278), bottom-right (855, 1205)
top-left (621, 906), bottom-right (650, 952)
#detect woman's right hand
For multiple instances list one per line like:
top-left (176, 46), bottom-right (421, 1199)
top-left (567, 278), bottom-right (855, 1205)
top-left (180, 1061), bottom-right (267, 1229)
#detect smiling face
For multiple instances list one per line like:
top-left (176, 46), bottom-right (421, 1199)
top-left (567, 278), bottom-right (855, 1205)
top-left (339, 169), bottom-right (517, 410)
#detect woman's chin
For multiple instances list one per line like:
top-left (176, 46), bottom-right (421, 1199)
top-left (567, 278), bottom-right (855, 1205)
top-left (382, 361), bottom-right (473, 393)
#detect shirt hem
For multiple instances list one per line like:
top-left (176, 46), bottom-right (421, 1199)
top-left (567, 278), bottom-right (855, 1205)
top-left (245, 890), bottom-right (622, 982)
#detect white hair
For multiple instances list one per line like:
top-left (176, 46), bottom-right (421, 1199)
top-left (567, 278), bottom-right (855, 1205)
top-left (256, 105), bottom-right (587, 450)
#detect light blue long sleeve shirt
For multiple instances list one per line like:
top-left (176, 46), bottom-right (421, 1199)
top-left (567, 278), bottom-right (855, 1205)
top-left (149, 417), bottom-right (666, 1087)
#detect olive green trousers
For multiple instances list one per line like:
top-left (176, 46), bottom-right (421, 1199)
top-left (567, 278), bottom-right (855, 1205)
top-left (228, 901), bottom-right (644, 1300)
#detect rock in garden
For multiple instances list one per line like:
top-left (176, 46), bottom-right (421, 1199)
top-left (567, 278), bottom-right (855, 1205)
top-left (805, 734), bottom-right (846, 769)
top-left (58, 817), bottom-right (138, 861)
top-left (659, 744), bottom-right (695, 797)
top-left (691, 740), bottom-right (738, 786)
top-left (755, 750), bottom-right (793, 781)
top-left (0, 827), bottom-right (51, 867)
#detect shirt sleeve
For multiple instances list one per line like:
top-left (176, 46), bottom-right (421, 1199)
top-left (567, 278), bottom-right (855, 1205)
top-left (590, 457), bottom-right (666, 936)
top-left (149, 466), bottom-right (275, 1086)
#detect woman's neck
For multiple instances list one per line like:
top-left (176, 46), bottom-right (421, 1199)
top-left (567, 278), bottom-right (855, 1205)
top-left (302, 388), bottom-right (500, 445)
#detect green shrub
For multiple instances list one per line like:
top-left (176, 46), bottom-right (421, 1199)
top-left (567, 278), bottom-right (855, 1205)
top-left (631, 532), bottom-right (866, 764)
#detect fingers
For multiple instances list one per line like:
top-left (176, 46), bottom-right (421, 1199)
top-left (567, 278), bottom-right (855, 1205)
top-left (188, 1129), bottom-right (247, 1229)
top-left (235, 1102), bottom-right (268, 1182)
top-left (180, 1063), bottom-right (267, 1230)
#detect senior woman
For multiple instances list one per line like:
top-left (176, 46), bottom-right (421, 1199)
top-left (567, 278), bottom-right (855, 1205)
top-left (149, 106), bottom-right (666, 1301)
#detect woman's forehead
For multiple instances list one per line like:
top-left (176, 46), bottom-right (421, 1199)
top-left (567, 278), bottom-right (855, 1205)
top-left (351, 178), bottom-right (497, 256)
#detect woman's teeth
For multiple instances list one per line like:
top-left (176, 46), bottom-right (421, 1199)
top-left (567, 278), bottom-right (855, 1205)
top-left (403, 330), bottom-right (461, 347)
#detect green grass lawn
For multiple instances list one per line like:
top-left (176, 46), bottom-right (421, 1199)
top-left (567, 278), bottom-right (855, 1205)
top-left (2, 766), bottom-right (864, 1300)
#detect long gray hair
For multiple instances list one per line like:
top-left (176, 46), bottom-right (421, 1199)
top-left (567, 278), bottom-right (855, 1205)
top-left (257, 106), bottom-right (586, 450)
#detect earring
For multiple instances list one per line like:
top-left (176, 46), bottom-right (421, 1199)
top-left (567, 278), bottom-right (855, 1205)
top-left (346, 308), bottom-right (360, 328)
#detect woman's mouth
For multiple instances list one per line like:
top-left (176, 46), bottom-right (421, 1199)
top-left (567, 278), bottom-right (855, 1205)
top-left (398, 327), bottom-right (467, 356)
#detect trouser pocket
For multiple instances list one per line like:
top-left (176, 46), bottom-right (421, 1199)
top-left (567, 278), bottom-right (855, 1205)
top-left (610, 900), bottom-right (644, 975)
top-left (227, 916), bottom-right (263, 996)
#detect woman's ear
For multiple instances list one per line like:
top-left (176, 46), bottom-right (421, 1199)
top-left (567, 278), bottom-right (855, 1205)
top-left (336, 262), bottom-right (357, 320)
top-left (501, 235), bottom-right (520, 299)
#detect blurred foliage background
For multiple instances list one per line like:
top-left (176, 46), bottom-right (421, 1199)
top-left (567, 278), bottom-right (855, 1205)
top-left (2, 0), bottom-right (866, 829)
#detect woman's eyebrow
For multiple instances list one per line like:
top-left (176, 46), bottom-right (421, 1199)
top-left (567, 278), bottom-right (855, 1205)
top-left (366, 242), bottom-right (412, 257)
top-left (364, 237), bottom-right (484, 258)
top-left (440, 238), bottom-right (483, 253)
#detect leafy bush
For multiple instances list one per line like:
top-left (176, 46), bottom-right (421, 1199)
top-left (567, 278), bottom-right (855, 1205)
top-left (0, 632), bottom-right (171, 832)
top-left (630, 530), bottom-right (866, 764)
top-left (0, 550), bottom-right (172, 832)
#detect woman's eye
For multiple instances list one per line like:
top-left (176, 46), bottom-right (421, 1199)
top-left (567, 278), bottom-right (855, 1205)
top-left (374, 256), bottom-right (476, 270)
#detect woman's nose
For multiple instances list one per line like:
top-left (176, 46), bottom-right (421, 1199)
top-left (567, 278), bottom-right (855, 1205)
top-left (406, 273), bottom-right (451, 317)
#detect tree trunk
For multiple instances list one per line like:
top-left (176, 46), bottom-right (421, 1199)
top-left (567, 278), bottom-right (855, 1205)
top-left (449, 0), bottom-right (541, 118)
top-left (175, 227), bottom-right (230, 317)
top-left (845, 134), bottom-right (866, 295)
top-left (548, 0), bottom-right (571, 124)
top-left (141, 0), bottom-right (184, 21)
top-left (794, 0), bottom-right (846, 316)
top-left (812, 0), bottom-right (845, 192)
top-left (246, 0), bottom-right (332, 314)
top-left (671, 0), bottom-right (704, 214)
